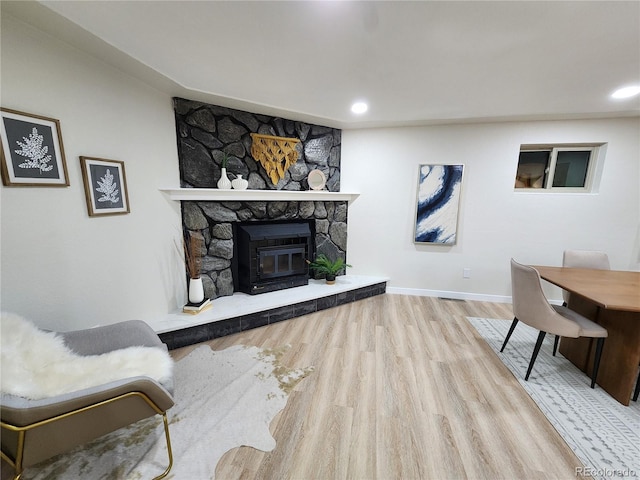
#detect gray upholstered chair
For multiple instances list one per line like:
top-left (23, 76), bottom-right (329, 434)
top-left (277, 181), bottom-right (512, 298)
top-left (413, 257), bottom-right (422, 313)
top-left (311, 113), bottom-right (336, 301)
top-left (501, 259), bottom-right (608, 387)
top-left (0, 320), bottom-right (175, 480)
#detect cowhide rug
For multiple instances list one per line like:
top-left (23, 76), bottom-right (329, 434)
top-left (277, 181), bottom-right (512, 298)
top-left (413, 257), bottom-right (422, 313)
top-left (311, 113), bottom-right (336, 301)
top-left (17, 344), bottom-right (314, 479)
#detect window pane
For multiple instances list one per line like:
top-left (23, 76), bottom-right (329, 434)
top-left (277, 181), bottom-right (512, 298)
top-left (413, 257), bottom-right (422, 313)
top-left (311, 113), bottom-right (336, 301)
top-left (553, 151), bottom-right (590, 187)
top-left (516, 151), bottom-right (549, 188)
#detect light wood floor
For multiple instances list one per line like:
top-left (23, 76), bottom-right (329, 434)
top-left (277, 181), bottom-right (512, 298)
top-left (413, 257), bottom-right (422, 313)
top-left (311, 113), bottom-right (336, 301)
top-left (171, 294), bottom-right (588, 480)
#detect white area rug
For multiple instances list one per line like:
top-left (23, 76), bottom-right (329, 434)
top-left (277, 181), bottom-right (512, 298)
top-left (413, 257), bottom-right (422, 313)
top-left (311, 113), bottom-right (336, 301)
top-left (20, 344), bottom-right (314, 480)
top-left (468, 317), bottom-right (640, 480)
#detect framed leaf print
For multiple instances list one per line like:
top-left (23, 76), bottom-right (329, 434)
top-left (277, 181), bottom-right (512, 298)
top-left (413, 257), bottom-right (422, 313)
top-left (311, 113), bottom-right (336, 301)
top-left (0, 108), bottom-right (69, 186)
top-left (80, 156), bottom-right (130, 217)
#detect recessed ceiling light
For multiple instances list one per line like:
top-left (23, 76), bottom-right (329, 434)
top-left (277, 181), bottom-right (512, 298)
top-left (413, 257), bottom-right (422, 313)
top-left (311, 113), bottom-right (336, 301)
top-left (611, 85), bottom-right (640, 99)
top-left (351, 102), bottom-right (368, 114)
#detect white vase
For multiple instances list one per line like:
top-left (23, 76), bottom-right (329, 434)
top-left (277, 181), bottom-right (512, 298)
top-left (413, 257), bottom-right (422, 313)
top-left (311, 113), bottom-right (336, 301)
top-left (232, 174), bottom-right (249, 190)
top-left (217, 168), bottom-right (232, 190)
top-left (188, 277), bottom-right (205, 303)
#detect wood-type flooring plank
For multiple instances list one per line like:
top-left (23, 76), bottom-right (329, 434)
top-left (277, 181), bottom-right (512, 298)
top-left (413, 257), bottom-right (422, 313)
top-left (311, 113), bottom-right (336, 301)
top-left (171, 294), bottom-right (589, 480)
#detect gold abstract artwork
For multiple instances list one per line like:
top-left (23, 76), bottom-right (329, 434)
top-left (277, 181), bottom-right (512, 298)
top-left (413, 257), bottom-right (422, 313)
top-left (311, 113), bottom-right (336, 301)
top-left (250, 133), bottom-right (300, 185)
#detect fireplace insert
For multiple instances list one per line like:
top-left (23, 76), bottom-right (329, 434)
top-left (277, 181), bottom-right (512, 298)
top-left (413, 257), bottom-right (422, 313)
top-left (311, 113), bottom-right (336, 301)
top-left (233, 220), bottom-right (314, 295)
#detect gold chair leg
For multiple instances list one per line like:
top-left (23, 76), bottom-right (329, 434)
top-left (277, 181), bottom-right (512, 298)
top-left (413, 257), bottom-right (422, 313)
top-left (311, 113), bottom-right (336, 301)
top-left (4, 412), bottom-right (173, 480)
top-left (0, 429), bottom-right (25, 480)
top-left (152, 412), bottom-right (174, 480)
top-left (3, 396), bottom-right (173, 480)
top-left (1, 456), bottom-right (22, 480)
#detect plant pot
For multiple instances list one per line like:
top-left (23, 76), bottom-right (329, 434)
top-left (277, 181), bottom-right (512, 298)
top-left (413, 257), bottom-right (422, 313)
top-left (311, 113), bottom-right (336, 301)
top-left (325, 274), bottom-right (336, 285)
top-left (217, 168), bottom-right (232, 190)
top-left (188, 277), bottom-right (205, 303)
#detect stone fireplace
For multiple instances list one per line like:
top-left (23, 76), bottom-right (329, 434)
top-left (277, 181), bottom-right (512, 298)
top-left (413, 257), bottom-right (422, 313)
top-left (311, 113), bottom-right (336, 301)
top-left (155, 98), bottom-right (387, 348)
top-left (182, 199), bottom-right (347, 299)
top-left (175, 96), bottom-right (349, 300)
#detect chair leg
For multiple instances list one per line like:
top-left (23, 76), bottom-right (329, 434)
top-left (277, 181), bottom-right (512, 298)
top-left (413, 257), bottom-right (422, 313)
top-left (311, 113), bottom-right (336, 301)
top-left (633, 367), bottom-right (640, 402)
top-left (0, 429), bottom-right (25, 480)
top-left (590, 338), bottom-right (605, 389)
top-left (525, 331), bottom-right (547, 381)
top-left (553, 335), bottom-right (560, 356)
top-left (500, 318), bottom-right (519, 352)
top-left (153, 412), bottom-right (174, 480)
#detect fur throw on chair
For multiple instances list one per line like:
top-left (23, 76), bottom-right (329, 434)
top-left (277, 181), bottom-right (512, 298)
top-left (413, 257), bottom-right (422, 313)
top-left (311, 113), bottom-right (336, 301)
top-left (0, 313), bottom-right (174, 400)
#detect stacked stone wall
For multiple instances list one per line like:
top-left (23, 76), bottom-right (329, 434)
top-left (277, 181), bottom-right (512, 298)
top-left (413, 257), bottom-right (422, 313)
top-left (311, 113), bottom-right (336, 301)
top-left (182, 200), bottom-right (347, 299)
top-left (174, 97), bottom-right (341, 191)
top-left (174, 97), bottom-right (348, 300)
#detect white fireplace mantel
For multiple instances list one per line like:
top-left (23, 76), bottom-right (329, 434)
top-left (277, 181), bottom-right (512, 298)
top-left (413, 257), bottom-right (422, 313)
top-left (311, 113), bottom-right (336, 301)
top-left (159, 188), bottom-right (360, 203)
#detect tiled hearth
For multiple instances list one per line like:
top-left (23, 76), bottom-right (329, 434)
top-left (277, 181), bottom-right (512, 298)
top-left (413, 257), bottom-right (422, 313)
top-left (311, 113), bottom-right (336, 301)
top-left (154, 275), bottom-right (388, 349)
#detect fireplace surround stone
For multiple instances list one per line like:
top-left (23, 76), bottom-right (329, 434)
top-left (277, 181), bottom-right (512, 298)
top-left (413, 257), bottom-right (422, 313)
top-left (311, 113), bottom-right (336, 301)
top-left (182, 199), bottom-right (348, 299)
top-left (175, 97), bottom-right (349, 300)
top-left (174, 97), bottom-right (341, 192)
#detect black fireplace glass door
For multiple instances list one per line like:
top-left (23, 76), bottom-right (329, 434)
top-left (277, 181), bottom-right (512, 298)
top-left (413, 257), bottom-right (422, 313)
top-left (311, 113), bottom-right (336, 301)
top-left (292, 252), bottom-right (305, 272)
top-left (278, 254), bottom-right (290, 272)
top-left (262, 255), bottom-right (276, 275)
top-left (258, 245), bottom-right (307, 279)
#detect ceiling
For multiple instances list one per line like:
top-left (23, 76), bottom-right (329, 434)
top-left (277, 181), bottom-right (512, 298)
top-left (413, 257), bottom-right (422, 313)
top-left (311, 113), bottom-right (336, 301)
top-left (4, 1), bottom-right (640, 129)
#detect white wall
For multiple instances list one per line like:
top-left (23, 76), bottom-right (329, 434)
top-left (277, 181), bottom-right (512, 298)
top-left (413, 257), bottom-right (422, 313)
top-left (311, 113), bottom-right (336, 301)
top-left (342, 118), bottom-right (640, 302)
top-left (2, 13), bottom-right (638, 332)
top-left (1, 15), bottom-right (185, 331)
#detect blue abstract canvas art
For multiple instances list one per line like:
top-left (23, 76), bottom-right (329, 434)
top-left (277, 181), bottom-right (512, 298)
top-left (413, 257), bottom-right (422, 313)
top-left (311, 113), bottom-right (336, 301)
top-left (414, 164), bottom-right (464, 244)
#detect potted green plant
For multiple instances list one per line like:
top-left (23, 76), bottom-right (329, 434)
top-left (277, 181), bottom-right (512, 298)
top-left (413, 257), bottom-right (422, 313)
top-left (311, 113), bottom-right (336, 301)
top-left (307, 254), bottom-right (352, 285)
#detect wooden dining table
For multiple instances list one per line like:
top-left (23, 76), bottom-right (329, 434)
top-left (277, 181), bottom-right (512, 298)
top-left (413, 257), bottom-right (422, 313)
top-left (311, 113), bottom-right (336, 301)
top-left (531, 265), bottom-right (640, 406)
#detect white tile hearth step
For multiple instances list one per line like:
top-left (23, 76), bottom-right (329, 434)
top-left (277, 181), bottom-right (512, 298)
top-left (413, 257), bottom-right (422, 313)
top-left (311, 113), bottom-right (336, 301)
top-left (153, 275), bottom-right (388, 349)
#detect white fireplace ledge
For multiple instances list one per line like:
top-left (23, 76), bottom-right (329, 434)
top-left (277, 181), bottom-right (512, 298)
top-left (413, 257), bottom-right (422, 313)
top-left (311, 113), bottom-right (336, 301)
top-left (159, 188), bottom-right (359, 202)
top-left (151, 274), bottom-right (388, 334)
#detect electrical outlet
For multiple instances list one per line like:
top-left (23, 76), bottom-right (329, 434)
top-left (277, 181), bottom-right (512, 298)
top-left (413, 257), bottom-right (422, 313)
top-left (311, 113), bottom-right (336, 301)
top-left (463, 268), bottom-right (471, 279)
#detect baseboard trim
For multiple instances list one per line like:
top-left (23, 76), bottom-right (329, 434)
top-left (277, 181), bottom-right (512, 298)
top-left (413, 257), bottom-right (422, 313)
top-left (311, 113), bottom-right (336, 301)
top-left (386, 286), bottom-right (563, 306)
top-left (386, 286), bottom-right (512, 304)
